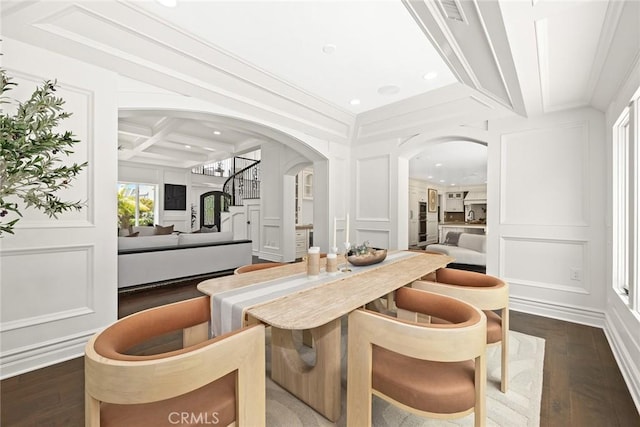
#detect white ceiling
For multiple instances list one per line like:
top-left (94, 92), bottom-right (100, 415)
top-left (2, 0), bottom-right (631, 184)
top-left (409, 141), bottom-right (487, 187)
top-left (135, 0), bottom-right (458, 114)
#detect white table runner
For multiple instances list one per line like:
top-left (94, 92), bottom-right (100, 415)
top-left (211, 250), bottom-right (419, 335)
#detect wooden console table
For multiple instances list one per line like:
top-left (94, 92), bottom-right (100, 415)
top-left (197, 251), bottom-right (453, 421)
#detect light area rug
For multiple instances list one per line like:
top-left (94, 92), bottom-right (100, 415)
top-left (265, 323), bottom-right (545, 427)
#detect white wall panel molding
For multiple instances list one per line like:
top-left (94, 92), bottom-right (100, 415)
top-left (0, 329), bottom-right (97, 379)
top-left (1, 39), bottom-right (118, 378)
top-left (1, 1), bottom-right (353, 143)
top-left (355, 155), bottom-right (391, 225)
top-left (500, 235), bottom-right (590, 295)
top-left (510, 295), bottom-right (605, 328)
top-left (354, 229), bottom-right (390, 251)
top-left (4, 69), bottom-right (95, 228)
top-left (1, 244), bottom-right (95, 325)
top-left (0, 308), bottom-right (94, 334)
top-left (499, 120), bottom-right (590, 226)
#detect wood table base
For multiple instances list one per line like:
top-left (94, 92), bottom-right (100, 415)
top-left (270, 318), bottom-right (342, 422)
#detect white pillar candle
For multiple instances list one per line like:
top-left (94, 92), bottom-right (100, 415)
top-left (345, 213), bottom-right (350, 243)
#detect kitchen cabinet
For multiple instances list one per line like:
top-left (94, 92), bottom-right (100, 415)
top-left (445, 192), bottom-right (464, 212)
top-left (418, 202), bottom-right (427, 246)
top-left (295, 226), bottom-right (312, 259)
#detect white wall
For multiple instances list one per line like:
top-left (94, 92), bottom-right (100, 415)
top-left (351, 139), bottom-right (403, 250)
top-left (0, 39), bottom-right (118, 379)
top-left (604, 36), bottom-right (640, 409)
top-left (487, 107), bottom-right (607, 326)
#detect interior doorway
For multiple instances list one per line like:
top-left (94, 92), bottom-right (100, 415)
top-left (200, 191), bottom-right (227, 230)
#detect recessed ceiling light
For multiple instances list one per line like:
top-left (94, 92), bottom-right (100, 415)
top-left (435, 163), bottom-right (443, 167)
top-left (184, 145), bottom-right (191, 149)
top-left (322, 44), bottom-right (337, 54)
top-left (377, 85), bottom-right (400, 96)
top-left (427, 175), bottom-right (433, 179)
top-left (423, 72), bottom-right (438, 80)
top-left (204, 147), bottom-right (216, 152)
top-left (439, 180), bottom-right (445, 183)
top-left (155, 0), bottom-right (177, 7)
top-left (213, 130), bottom-right (221, 135)
top-left (451, 183), bottom-right (456, 186)
top-left (349, 99), bottom-right (361, 106)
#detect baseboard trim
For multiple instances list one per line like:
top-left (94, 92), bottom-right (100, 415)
top-left (509, 295), bottom-right (605, 328)
top-left (0, 329), bottom-right (98, 380)
top-left (604, 310), bottom-right (640, 413)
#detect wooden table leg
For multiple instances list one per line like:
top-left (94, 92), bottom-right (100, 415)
top-left (270, 318), bottom-right (342, 422)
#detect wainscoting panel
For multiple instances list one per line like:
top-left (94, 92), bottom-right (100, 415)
top-left (354, 229), bottom-right (390, 251)
top-left (0, 39), bottom-right (118, 379)
top-left (500, 236), bottom-right (589, 294)
top-left (356, 155), bottom-right (390, 221)
top-left (4, 71), bottom-right (92, 228)
top-left (500, 121), bottom-right (589, 226)
top-left (0, 246), bottom-right (94, 329)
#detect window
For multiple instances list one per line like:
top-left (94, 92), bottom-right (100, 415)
top-left (613, 86), bottom-right (639, 314)
top-left (118, 183), bottom-right (157, 228)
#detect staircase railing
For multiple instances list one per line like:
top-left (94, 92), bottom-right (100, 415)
top-left (222, 158), bottom-right (261, 209)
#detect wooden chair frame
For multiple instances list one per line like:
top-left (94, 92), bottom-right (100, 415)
top-left (412, 269), bottom-right (509, 392)
top-left (347, 299), bottom-right (487, 427)
top-left (85, 297), bottom-right (266, 427)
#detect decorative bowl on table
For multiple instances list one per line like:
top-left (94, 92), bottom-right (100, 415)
top-left (347, 248), bottom-right (387, 266)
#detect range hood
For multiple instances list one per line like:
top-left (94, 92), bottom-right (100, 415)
top-left (464, 192), bottom-right (487, 205)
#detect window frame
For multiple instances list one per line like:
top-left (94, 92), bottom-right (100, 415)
top-left (117, 182), bottom-right (158, 227)
top-left (613, 86), bottom-right (639, 314)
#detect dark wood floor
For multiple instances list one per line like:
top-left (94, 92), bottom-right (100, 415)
top-left (2, 281), bottom-right (639, 427)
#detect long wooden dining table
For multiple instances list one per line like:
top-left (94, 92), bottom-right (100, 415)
top-left (197, 250), bottom-right (453, 422)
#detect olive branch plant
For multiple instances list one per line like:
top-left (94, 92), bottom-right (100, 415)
top-left (0, 69), bottom-right (87, 235)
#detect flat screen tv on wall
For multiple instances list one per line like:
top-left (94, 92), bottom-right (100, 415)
top-left (164, 184), bottom-right (186, 210)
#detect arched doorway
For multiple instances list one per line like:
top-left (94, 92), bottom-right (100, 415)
top-left (200, 191), bottom-right (227, 230)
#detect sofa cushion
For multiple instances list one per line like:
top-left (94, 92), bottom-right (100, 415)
top-left (443, 231), bottom-right (461, 246)
top-left (118, 235), bottom-right (179, 251)
top-left (178, 231), bottom-right (234, 246)
top-left (458, 233), bottom-right (486, 253)
top-left (132, 226), bottom-right (156, 237)
top-left (154, 224), bottom-right (174, 235)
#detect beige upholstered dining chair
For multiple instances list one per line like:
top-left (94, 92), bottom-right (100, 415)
top-left (347, 287), bottom-right (487, 427)
top-left (234, 262), bottom-right (286, 274)
top-left (85, 296), bottom-right (266, 427)
top-left (412, 268), bottom-right (510, 392)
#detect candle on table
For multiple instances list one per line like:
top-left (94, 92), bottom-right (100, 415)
top-left (345, 213), bottom-right (350, 243)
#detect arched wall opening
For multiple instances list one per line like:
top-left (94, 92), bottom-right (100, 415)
top-left (397, 127), bottom-right (490, 253)
top-left (118, 107), bottom-right (330, 262)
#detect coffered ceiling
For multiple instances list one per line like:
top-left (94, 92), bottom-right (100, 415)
top-left (2, 0), bottom-right (636, 180)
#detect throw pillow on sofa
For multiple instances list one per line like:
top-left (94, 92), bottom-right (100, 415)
top-left (154, 224), bottom-right (174, 235)
top-left (200, 225), bottom-right (218, 233)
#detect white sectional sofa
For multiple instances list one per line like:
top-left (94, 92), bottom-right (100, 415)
top-left (425, 232), bottom-right (486, 267)
top-left (117, 230), bottom-right (252, 288)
